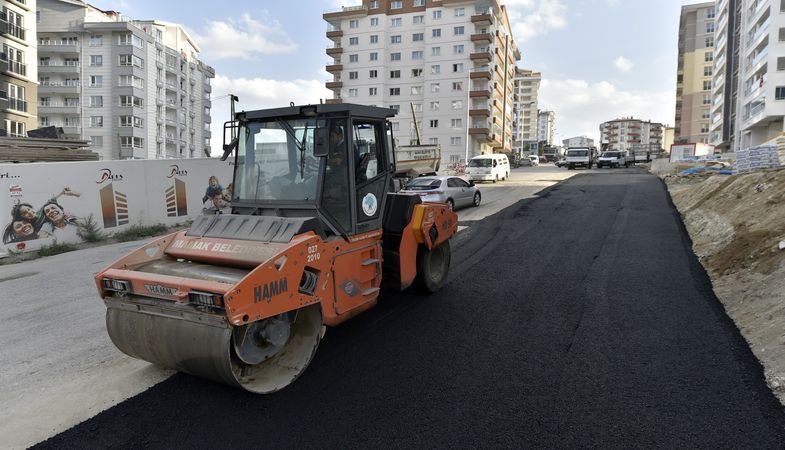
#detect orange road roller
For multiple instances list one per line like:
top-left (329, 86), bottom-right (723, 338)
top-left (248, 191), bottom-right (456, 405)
top-left (96, 103), bottom-right (457, 393)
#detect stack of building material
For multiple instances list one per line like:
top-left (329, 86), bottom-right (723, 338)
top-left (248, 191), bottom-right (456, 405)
top-left (735, 145), bottom-right (781, 173)
top-left (0, 137), bottom-right (98, 163)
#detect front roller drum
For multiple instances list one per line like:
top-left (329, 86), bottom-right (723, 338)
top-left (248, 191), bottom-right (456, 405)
top-left (105, 302), bottom-right (323, 393)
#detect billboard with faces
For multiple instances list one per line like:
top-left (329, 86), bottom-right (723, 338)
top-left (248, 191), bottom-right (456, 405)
top-left (0, 158), bottom-right (233, 257)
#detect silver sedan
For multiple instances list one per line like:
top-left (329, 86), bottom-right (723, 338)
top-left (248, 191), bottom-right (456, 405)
top-left (400, 176), bottom-right (481, 210)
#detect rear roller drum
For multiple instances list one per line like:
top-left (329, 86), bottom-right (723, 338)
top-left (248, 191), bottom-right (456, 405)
top-left (415, 240), bottom-right (451, 293)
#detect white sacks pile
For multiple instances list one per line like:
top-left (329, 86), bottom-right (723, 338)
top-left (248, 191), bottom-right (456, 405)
top-left (735, 145), bottom-right (781, 173)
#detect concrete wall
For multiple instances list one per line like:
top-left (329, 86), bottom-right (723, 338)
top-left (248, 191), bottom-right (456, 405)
top-left (0, 158), bottom-right (232, 257)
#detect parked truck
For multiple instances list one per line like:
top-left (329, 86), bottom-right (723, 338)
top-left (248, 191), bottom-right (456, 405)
top-left (564, 146), bottom-right (597, 169)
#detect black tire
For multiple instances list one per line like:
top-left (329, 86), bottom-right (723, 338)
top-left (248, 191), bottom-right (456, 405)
top-left (493, 175), bottom-right (498, 183)
top-left (472, 191), bottom-right (481, 207)
top-left (446, 198), bottom-right (454, 211)
top-left (568, 165), bottom-right (574, 170)
top-left (415, 240), bottom-right (451, 293)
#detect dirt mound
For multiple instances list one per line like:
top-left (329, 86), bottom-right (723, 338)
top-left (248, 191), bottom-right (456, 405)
top-left (666, 168), bottom-right (785, 401)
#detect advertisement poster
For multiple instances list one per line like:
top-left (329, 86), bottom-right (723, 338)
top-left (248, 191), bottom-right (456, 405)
top-left (0, 158), bottom-right (233, 257)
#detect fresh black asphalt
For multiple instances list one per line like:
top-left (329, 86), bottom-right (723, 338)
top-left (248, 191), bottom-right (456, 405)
top-left (37, 169), bottom-right (785, 448)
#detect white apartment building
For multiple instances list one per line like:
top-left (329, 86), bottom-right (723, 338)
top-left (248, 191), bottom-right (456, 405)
top-left (37, 0), bottom-right (214, 160)
top-left (600, 118), bottom-right (664, 153)
top-left (731, 0), bottom-right (785, 149)
top-left (536, 110), bottom-right (554, 145)
top-left (324, 0), bottom-right (521, 167)
top-left (1, 0), bottom-right (37, 137)
top-left (511, 67), bottom-right (539, 156)
top-left (709, 0), bottom-right (739, 151)
top-left (562, 136), bottom-right (594, 148)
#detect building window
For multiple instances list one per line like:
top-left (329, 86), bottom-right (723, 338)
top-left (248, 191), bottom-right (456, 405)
top-left (411, 86), bottom-right (423, 95)
top-left (390, 70), bottom-right (401, 78)
top-left (432, 28), bottom-right (441, 38)
top-left (90, 55), bottom-right (102, 66)
top-left (430, 101), bottom-right (440, 110)
top-left (706, 36), bottom-right (714, 47)
top-left (90, 116), bottom-right (103, 127)
top-left (431, 83), bottom-right (440, 93)
top-left (706, 22), bottom-right (714, 33)
top-left (4, 120), bottom-right (25, 137)
top-left (90, 136), bottom-right (103, 147)
top-left (703, 80), bottom-right (712, 90)
top-left (776, 86), bottom-right (785, 100)
top-left (701, 109), bottom-right (710, 119)
top-left (700, 123), bottom-right (709, 133)
top-left (428, 137), bottom-right (438, 145)
top-left (431, 64), bottom-right (440, 74)
top-left (779, 28), bottom-right (785, 41)
top-left (370, 0), bottom-right (379, 8)
top-left (391, 35), bottom-right (402, 44)
top-left (450, 137), bottom-right (461, 146)
top-left (451, 118), bottom-right (462, 128)
top-left (391, 18), bottom-right (402, 27)
top-left (431, 46), bottom-right (441, 56)
top-left (369, 70), bottom-right (378, 78)
top-left (349, 37), bottom-right (359, 45)
top-left (370, 35), bottom-right (378, 44)
top-left (348, 88), bottom-right (358, 97)
top-left (391, 0), bottom-right (402, 8)
top-left (349, 54), bottom-right (358, 63)
top-left (778, 57), bottom-right (785, 70)
top-left (349, 19), bottom-right (359, 28)
top-left (703, 94), bottom-right (711, 105)
top-left (452, 100), bottom-right (463, 109)
top-left (453, 63), bottom-right (464, 72)
top-left (390, 105), bottom-right (400, 112)
top-left (390, 52), bottom-right (401, 61)
top-left (412, 104), bottom-right (423, 112)
top-left (89, 75), bottom-right (103, 87)
top-left (370, 17), bottom-right (379, 26)
top-left (429, 120), bottom-right (439, 128)
top-left (707, 7), bottom-right (715, 18)
top-left (704, 66), bottom-right (712, 76)
top-left (390, 88), bottom-right (400, 96)
top-left (349, 71), bottom-right (358, 79)
top-left (454, 26), bottom-right (465, 35)
top-left (705, 51), bottom-right (713, 62)
top-left (453, 44), bottom-right (464, 54)
top-left (370, 52), bottom-right (378, 61)
top-left (89, 35), bottom-right (103, 46)
top-left (391, 121), bottom-right (400, 131)
top-left (454, 7), bottom-right (465, 16)
top-left (90, 96), bottom-right (103, 107)
top-left (413, 15), bottom-right (424, 24)
top-left (414, 0), bottom-right (425, 6)
top-left (119, 54), bottom-right (143, 68)
top-left (120, 136), bottom-right (144, 148)
top-left (452, 82), bottom-right (463, 91)
top-left (412, 51), bottom-right (423, 60)
top-left (413, 33), bottom-right (424, 42)
top-left (369, 87), bottom-right (378, 96)
top-left (433, 10), bottom-right (442, 19)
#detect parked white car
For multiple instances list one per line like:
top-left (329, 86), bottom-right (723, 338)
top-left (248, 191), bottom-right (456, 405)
top-left (400, 176), bottom-right (481, 210)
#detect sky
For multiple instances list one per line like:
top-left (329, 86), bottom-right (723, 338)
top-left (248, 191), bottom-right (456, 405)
top-left (94, 0), bottom-right (707, 149)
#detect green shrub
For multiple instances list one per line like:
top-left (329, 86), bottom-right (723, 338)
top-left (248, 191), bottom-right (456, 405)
top-left (38, 241), bottom-right (79, 257)
top-left (112, 223), bottom-right (169, 242)
top-left (77, 214), bottom-right (106, 242)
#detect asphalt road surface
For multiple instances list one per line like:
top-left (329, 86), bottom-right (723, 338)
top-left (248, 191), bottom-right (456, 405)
top-left (27, 168), bottom-right (785, 447)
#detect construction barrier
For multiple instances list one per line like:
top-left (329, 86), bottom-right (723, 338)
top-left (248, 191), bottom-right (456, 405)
top-left (0, 158), bottom-right (232, 257)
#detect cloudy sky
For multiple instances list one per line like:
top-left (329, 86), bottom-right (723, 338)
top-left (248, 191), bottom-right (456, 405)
top-left (96, 0), bottom-right (704, 148)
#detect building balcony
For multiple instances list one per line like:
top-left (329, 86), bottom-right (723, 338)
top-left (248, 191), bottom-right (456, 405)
top-left (38, 103), bottom-right (79, 114)
top-left (470, 51), bottom-right (492, 63)
top-left (326, 81), bottom-right (343, 90)
top-left (469, 127), bottom-right (490, 136)
top-left (326, 29), bottom-right (343, 40)
top-left (5, 97), bottom-right (27, 112)
top-left (470, 89), bottom-right (491, 99)
top-left (470, 66), bottom-right (492, 79)
top-left (471, 33), bottom-right (493, 43)
top-left (471, 13), bottom-right (494, 26)
top-left (37, 42), bottom-right (80, 54)
top-left (326, 64), bottom-right (343, 73)
top-left (469, 108), bottom-right (490, 117)
top-left (2, 59), bottom-right (27, 77)
top-left (0, 19), bottom-right (26, 41)
top-left (38, 63), bottom-right (80, 74)
top-left (39, 81), bottom-right (80, 93)
top-left (326, 46), bottom-right (343, 56)
top-left (325, 98), bottom-right (342, 104)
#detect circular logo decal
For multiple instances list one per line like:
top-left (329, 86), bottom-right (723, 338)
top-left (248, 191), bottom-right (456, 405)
top-left (362, 193), bottom-right (378, 217)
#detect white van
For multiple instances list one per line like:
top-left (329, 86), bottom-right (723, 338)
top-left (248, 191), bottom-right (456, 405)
top-left (466, 154), bottom-right (510, 183)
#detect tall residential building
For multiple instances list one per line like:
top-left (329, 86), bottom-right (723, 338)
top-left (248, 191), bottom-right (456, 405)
top-left (323, 0), bottom-right (521, 167)
top-left (730, 0), bottom-right (785, 149)
top-left (562, 136), bottom-right (594, 148)
top-left (675, 1), bottom-right (715, 144)
top-left (709, 0), bottom-right (740, 151)
top-left (37, 0), bottom-right (214, 160)
top-left (600, 118), bottom-right (664, 153)
top-left (511, 67), bottom-right (540, 156)
top-left (536, 110), bottom-right (554, 146)
top-left (1, 0), bottom-right (37, 137)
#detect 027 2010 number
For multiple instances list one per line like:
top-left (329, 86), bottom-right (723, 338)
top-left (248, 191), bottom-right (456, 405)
top-left (306, 245), bottom-right (320, 263)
